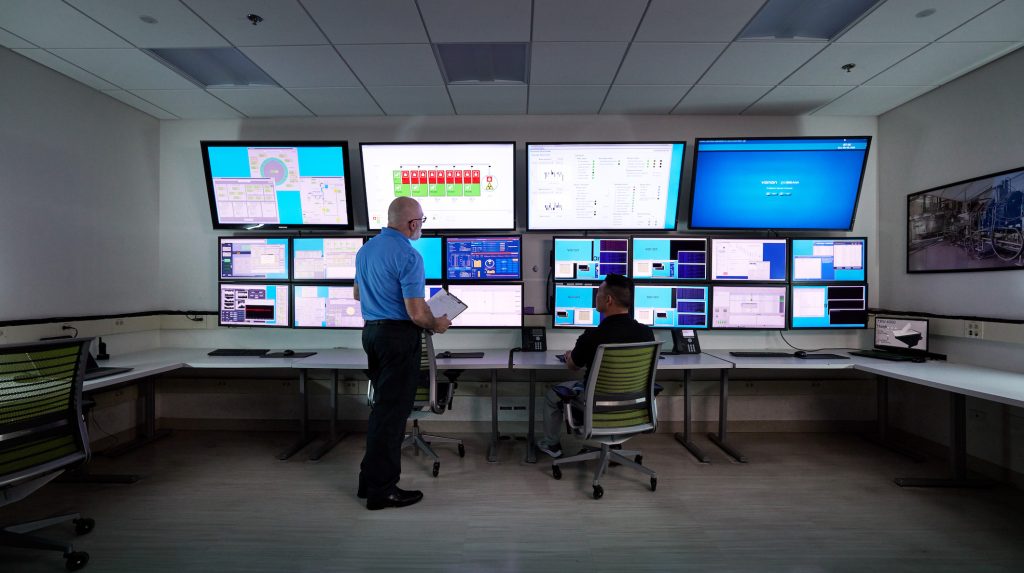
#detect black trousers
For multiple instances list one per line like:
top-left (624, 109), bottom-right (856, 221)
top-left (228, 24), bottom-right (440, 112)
top-left (359, 320), bottom-right (422, 497)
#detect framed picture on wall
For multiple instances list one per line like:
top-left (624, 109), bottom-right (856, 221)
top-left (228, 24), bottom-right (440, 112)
top-left (907, 165), bottom-right (1024, 273)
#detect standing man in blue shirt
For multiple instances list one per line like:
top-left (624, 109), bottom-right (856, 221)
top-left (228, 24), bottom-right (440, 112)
top-left (354, 196), bottom-right (451, 510)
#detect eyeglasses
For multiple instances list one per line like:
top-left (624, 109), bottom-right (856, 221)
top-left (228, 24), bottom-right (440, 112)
top-left (408, 216), bottom-right (428, 225)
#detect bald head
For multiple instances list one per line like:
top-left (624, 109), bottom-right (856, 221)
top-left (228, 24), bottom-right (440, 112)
top-left (387, 197), bottom-right (424, 239)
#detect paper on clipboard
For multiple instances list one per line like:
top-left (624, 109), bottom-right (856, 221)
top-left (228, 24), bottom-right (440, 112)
top-left (427, 288), bottom-right (468, 321)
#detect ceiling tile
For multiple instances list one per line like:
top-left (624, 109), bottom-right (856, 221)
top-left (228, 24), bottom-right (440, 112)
top-left (207, 87), bottom-right (312, 117)
top-left (301, 0), bottom-right (428, 44)
top-left (530, 42), bottom-right (627, 85)
top-left (533, 0), bottom-right (647, 41)
top-left (813, 85), bottom-right (934, 115)
top-left (867, 41), bottom-right (1019, 85)
top-left (241, 46), bottom-right (359, 88)
top-left (130, 89), bottom-right (243, 119)
top-left (528, 85), bottom-right (608, 114)
top-left (0, 0), bottom-right (131, 48)
top-left (615, 43), bottom-right (725, 85)
top-left (66, 0), bottom-right (229, 48)
top-left (942, 0), bottom-right (1024, 42)
top-left (837, 0), bottom-right (1001, 43)
top-left (635, 0), bottom-right (767, 42)
top-left (13, 49), bottom-right (119, 90)
top-left (50, 49), bottom-right (197, 89)
top-left (418, 0), bottom-right (531, 42)
top-left (288, 87), bottom-right (383, 116)
top-left (783, 43), bottom-right (925, 85)
top-left (0, 27), bottom-right (34, 49)
top-left (181, 0), bottom-right (327, 46)
top-left (745, 85), bottom-right (853, 115)
top-left (601, 85), bottom-right (690, 114)
top-left (337, 44), bottom-right (443, 86)
top-left (101, 89), bottom-right (178, 119)
top-left (449, 85), bottom-right (527, 114)
top-left (700, 42), bottom-right (824, 85)
top-left (673, 85), bottom-right (772, 114)
top-left (366, 85), bottom-right (454, 115)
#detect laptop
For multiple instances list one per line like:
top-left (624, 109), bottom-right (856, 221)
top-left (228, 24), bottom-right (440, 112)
top-left (83, 352), bottom-right (134, 381)
top-left (849, 316), bottom-right (929, 362)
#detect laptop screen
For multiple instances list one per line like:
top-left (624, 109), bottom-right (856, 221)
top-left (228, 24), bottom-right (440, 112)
top-left (874, 317), bottom-right (929, 353)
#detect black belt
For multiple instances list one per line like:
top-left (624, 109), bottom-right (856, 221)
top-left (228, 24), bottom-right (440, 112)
top-left (364, 319), bottom-right (416, 326)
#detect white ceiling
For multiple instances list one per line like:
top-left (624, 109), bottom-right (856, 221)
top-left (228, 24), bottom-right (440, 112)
top-left (2, 0), bottom-right (1022, 120)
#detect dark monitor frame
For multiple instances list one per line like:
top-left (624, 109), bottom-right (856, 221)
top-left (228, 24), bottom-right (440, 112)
top-left (444, 234), bottom-right (523, 282)
top-left (291, 283), bottom-right (365, 330)
top-left (218, 235), bottom-right (292, 282)
top-left (789, 236), bottom-right (869, 283)
top-left (708, 236), bottom-right (789, 283)
top-left (551, 235), bottom-right (632, 282)
top-left (437, 281), bottom-right (525, 329)
top-left (630, 235), bottom-right (709, 282)
top-left (788, 283), bottom-right (869, 330)
top-left (632, 283), bottom-right (711, 330)
top-left (709, 283), bottom-right (788, 330)
top-left (290, 235), bottom-right (366, 283)
top-left (217, 282), bottom-right (292, 328)
top-left (551, 281), bottom-right (603, 330)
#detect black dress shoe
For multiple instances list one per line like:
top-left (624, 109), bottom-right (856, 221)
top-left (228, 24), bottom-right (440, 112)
top-left (357, 484), bottom-right (367, 499)
top-left (366, 487), bottom-right (423, 510)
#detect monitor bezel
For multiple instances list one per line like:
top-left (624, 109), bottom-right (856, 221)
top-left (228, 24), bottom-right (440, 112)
top-left (217, 282), bottom-right (293, 329)
top-left (290, 283), bottom-right (365, 330)
top-left (709, 283), bottom-right (789, 330)
top-left (202, 140), bottom-right (355, 231)
top-left (444, 234), bottom-right (523, 282)
top-left (290, 235), bottom-right (366, 283)
top-left (708, 236), bottom-right (790, 283)
top-left (630, 235), bottom-right (709, 282)
top-left (525, 141), bottom-right (686, 232)
top-left (788, 282), bottom-right (869, 330)
top-left (632, 283), bottom-right (711, 330)
top-left (217, 235), bottom-right (292, 282)
top-left (789, 236), bottom-right (869, 283)
top-left (439, 281), bottom-right (525, 329)
top-left (873, 315), bottom-right (931, 355)
top-left (687, 136), bottom-right (872, 231)
top-left (551, 235), bottom-right (633, 282)
top-left (551, 281), bottom-right (603, 330)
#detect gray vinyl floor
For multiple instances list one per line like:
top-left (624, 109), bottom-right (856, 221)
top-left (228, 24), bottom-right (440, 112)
top-left (4, 430), bottom-right (1024, 572)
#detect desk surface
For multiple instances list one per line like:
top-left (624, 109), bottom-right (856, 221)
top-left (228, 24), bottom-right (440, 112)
top-left (705, 350), bottom-right (858, 370)
top-left (292, 348), bottom-right (510, 370)
top-left (513, 351), bottom-right (731, 370)
top-left (855, 359), bottom-right (1024, 409)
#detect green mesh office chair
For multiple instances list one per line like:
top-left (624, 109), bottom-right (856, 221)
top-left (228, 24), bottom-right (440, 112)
top-left (1, 338), bottom-right (95, 570)
top-left (551, 341), bottom-right (660, 499)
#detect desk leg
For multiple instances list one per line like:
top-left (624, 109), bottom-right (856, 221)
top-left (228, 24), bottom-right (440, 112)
top-left (895, 393), bottom-right (988, 488)
top-left (487, 369), bottom-right (499, 463)
top-left (309, 370), bottom-right (348, 462)
top-left (97, 378), bottom-right (172, 459)
top-left (707, 369), bottom-right (747, 463)
top-left (278, 369), bottom-right (316, 460)
top-left (525, 370), bottom-right (537, 464)
top-left (674, 370), bottom-right (710, 463)
top-left (863, 376), bottom-right (925, 461)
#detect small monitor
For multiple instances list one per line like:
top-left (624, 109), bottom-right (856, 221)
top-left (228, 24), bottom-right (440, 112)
top-left (791, 238), bottom-right (867, 282)
top-left (219, 237), bottom-right (290, 280)
top-left (633, 285), bottom-right (709, 329)
top-left (790, 285), bottom-right (867, 329)
top-left (292, 237), bottom-right (363, 280)
top-left (711, 285), bottom-right (787, 329)
top-left (632, 237), bottom-right (707, 281)
top-left (445, 236), bottom-right (521, 280)
top-left (442, 283), bottom-right (523, 328)
top-left (553, 282), bottom-right (601, 328)
top-left (218, 283), bottom-right (290, 327)
top-left (292, 285), bottom-right (363, 329)
top-left (874, 316), bottom-right (930, 353)
top-left (411, 236), bottom-right (444, 281)
top-left (710, 238), bottom-right (787, 282)
top-left (553, 237), bottom-right (629, 280)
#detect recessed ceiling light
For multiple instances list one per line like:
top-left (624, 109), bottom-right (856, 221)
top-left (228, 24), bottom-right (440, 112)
top-left (739, 0), bottom-right (881, 41)
top-left (146, 48), bottom-right (278, 88)
top-left (139, 15), bottom-right (158, 24)
top-left (435, 43), bottom-right (528, 84)
top-left (915, 8), bottom-right (936, 18)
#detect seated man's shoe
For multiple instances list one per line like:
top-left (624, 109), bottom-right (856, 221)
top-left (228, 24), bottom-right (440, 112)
top-left (536, 440), bottom-right (562, 459)
top-left (357, 484), bottom-right (367, 499)
top-left (366, 487), bottom-right (423, 510)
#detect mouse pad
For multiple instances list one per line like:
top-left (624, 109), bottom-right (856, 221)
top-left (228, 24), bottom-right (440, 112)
top-left (262, 351), bottom-right (317, 358)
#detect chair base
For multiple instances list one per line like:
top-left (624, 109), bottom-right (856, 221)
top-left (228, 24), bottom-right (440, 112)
top-left (552, 443), bottom-right (657, 496)
top-left (1, 512), bottom-right (92, 569)
top-left (402, 419), bottom-right (465, 477)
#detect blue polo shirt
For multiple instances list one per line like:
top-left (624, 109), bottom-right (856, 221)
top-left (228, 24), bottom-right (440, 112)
top-left (355, 227), bottom-right (426, 321)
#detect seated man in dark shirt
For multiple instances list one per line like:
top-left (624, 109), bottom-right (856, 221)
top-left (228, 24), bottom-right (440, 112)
top-left (536, 273), bottom-right (655, 458)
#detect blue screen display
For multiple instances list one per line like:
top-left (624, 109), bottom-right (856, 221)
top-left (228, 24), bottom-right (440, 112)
top-left (791, 239), bottom-right (866, 282)
top-left (633, 285), bottom-right (708, 329)
top-left (690, 138), bottom-right (870, 230)
top-left (553, 237), bottom-right (629, 280)
top-left (411, 237), bottom-right (443, 280)
top-left (553, 283), bottom-right (601, 328)
top-left (446, 236), bottom-right (520, 280)
top-left (790, 285), bottom-right (867, 329)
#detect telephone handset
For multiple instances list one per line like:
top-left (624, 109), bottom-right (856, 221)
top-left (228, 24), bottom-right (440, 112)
top-left (671, 329), bottom-right (701, 354)
top-left (522, 327), bottom-right (547, 352)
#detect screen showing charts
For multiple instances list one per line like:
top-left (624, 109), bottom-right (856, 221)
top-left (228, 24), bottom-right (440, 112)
top-left (219, 284), bottom-right (290, 327)
top-left (711, 285), bottom-right (787, 329)
top-left (875, 317), bottom-right (929, 352)
top-left (791, 238), bottom-right (866, 282)
top-left (292, 285), bottom-right (363, 328)
top-left (361, 143), bottom-right (515, 230)
top-left (527, 142), bottom-right (684, 230)
top-left (443, 284), bottom-right (523, 327)
top-left (791, 285), bottom-right (867, 329)
top-left (633, 285), bottom-right (709, 329)
top-left (411, 237), bottom-right (443, 280)
top-left (203, 142), bottom-right (352, 229)
top-left (219, 238), bottom-right (290, 280)
top-left (553, 237), bottom-right (629, 280)
top-left (632, 237), bottom-right (707, 281)
top-left (446, 236), bottom-right (521, 280)
top-left (292, 237), bottom-right (362, 280)
top-left (553, 283), bottom-right (601, 328)
top-left (689, 137), bottom-right (871, 230)
top-left (710, 238), bottom-right (787, 281)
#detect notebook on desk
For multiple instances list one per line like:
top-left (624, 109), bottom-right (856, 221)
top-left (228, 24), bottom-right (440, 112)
top-left (849, 317), bottom-right (930, 363)
top-left (83, 352), bottom-right (133, 381)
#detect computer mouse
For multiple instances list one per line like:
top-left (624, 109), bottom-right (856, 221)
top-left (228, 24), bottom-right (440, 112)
top-left (794, 350), bottom-right (807, 358)
top-left (282, 349), bottom-right (295, 357)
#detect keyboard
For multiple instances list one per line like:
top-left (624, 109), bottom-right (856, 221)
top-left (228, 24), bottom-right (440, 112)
top-left (849, 350), bottom-right (923, 362)
top-left (208, 348), bottom-right (269, 357)
top-left (729, 351), bottom-right (793, 358)
top-left (796, 353), bottom-right (849, 360)
top-left (83, 366), bottom-right (134, 381)
top-left (436, 352), bottom-right (485, 359)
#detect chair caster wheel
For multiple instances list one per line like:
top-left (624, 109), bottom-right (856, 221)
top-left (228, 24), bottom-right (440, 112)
top-left (65, 551), bottom-right (89, 571)
top-left (74, 518), bottom-right (95, 535)
top-left (552, 465), bottom-right (562, 480)
top-left (458, 444), bottom-right (466, 458)
top-left (635, 455), bottom-right (643, 465)
top-left (432, 462), bottom-right (440, 477)
top-left (593, 485), bottom-right (604, 500)
top-left (650, 477), bottom-right (657, 491)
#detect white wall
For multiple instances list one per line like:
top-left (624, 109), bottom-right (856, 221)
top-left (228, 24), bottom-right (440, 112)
top-left (0, 48), bottom-right (161, 322)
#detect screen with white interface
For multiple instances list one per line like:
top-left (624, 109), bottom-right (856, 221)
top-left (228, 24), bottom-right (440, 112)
top-left (711, 285), bottom-right (787, 329)
top-left (219, 238), bottom-right (290, 280)
top-left (874, 317), bottom-right (929, 352)
top-left (632, 237), bottom-right (707, 280)
top-left (790, 285), bottom-right (867, 329)
top-left (446, 236), bottom-right (521, 280)
top-left (293, 285), bottom-right (363, 328)
top-left (791, 238), bottom-right (866, 282)
top-left (361, 143), bottom-right (515, 230)
top-left (710, 238), bottom-right (787, 281)
top-left (553, 283), bottom-right (601, 328)
top-left (553, 237), bottom-right (629, 280)
top-left (292, 237), bottom-right (363, 280)
top-left (441, 283), bottom-right (523, 328)
top-left (633, 285), bottom-right (709, 329)
top-left (219, 284), bottom-right (290, 327)
top-left (527, 143), bottom-right (684, 230)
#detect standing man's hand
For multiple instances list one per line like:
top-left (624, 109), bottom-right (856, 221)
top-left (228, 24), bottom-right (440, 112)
top-left (433, 314), bottom-right (452, 334)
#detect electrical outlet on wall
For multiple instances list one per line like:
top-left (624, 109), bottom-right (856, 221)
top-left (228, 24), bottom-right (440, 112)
top-left (965, 320), bottom-right (984, 339)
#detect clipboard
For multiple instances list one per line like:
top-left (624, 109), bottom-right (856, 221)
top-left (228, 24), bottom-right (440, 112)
top-left (427, 288), bottom-right (468, 321)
